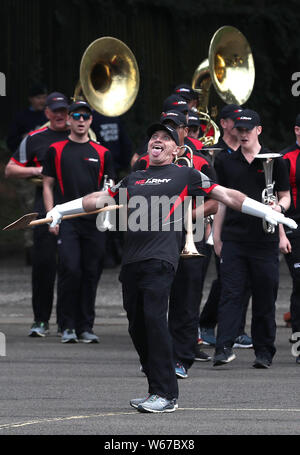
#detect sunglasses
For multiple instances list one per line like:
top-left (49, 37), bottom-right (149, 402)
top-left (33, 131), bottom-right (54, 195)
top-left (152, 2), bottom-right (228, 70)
top-left (70, 112), bottom-right (91, 120)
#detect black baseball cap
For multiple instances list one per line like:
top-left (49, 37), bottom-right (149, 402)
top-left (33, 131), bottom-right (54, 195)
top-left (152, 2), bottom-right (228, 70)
top-left (160, 110), bottom-right (187, 127)
top-left (187, 110), bottom-right (201, 127)
top-left (46, 92), bottom-right (69, 111)
top-left (174, 84), bottom-right (198, 102)
top-left (147, 123), bottom-right (179, 146)
top-left (295, 114), bottom-right (300, 126)
top-left (234, 109), bottom-right (261, 130)
top-left (219, 104), bottom-right (243, 120)
top-left (68, 100), bottom-right (92, 113)
top-left (162, 95), bottom-right (189, 114)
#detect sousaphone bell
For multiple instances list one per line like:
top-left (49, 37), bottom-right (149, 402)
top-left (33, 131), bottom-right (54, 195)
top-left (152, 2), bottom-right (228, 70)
top-left (74, 36), bottom-right (140, 117)
top-left (192, 26), bottom-right (255, 145)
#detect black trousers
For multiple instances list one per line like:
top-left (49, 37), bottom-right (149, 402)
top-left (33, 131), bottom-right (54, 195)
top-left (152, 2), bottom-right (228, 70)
top-left (57, 218), bottom-right (105, 334)
top-left (283, 236), bottom-right (300, 333)
top-left (216, 241), bottom-right (279, 361)
top-left (169, 255), bottom-right (204, 370)
top-left (200, 253), bottom-right (251, 335)
top-left (119, 259), bottom-right (178, 400)
top-left (32, 224), bottom-right (57, 323)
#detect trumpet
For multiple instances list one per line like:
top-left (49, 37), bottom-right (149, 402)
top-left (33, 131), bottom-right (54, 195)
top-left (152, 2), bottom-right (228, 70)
top-left (97, 175), bottom-right (114, 230)
top-left (255, 153), bottom-right (282, 234)
top-left (174, 145), bottom-right (203, 257)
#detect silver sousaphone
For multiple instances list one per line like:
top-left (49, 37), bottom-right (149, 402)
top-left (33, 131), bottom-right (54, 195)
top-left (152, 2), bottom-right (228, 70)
top-left (255, 153), bottom-right (282, 234)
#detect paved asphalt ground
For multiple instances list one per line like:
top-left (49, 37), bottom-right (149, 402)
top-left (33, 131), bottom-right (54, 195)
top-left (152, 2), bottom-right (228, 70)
top-left (0, 253), bottom-right (299, 443)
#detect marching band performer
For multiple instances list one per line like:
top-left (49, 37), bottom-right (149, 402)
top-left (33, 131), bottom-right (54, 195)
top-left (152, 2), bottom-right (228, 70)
top-left (5, 92), bottom-right (70, 337)
top-left (45, 122), bottom-right (296, 413)
top-left (133, 109), bottom-right (217, 376)
top-left (42, 100), bottom-right (115, 343)
top-left (213, 109), bottom-right (291, 369)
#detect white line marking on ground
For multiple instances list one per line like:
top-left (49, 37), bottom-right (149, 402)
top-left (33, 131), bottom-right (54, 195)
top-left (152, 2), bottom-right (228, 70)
top-left (1, 407), bottom-right (300, 430)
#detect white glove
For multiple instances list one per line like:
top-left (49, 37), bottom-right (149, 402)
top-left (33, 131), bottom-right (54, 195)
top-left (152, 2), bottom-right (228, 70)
top-left (242, 197), bottom-right (298, 230)
top-left (46, 197), bottom-right (84, 228)
top-left (264, 212), bottom-right (297, 230)
top-left (46, 206), bottom-right (63, 228)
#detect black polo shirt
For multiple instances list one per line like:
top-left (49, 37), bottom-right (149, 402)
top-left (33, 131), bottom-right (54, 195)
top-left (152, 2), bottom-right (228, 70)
top-left (108, 163), bottom-right (217, 269)
top-left (282, 142), bottom-right (300, 237)
top-left (216, 145), bottom-right (290, 243)
top-left (42, 139), bottom-right (115, 203)
top-left (10, 126), bottom-right (70, 213)
top-left (202, 137), bottom-right (236, 169)
top-left (131, 149), bottom-right (217, 254)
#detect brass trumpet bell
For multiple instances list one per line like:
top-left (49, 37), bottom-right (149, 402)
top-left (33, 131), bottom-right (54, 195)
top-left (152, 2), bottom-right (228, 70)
top-left (78, 37), bottom-right (140, 117)
top-left (174, 146), bottom-right (204, 258)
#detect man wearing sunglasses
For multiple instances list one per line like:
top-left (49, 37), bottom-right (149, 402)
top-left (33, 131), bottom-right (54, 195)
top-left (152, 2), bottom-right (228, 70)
top-left (5, 91), bottom-right (70, 338)
top-left (42, 100), bottom-right (115, 343)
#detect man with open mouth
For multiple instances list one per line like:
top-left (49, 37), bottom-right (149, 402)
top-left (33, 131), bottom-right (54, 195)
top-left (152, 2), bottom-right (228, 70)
top-left (45, 122), bottom-right (296, 413)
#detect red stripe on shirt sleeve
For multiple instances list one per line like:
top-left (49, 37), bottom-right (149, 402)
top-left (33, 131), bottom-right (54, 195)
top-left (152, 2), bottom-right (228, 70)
top-left (284, 150), bottom-right (300, 208)
top-left (53, 140), bottom-right (69, 196)
top-left (197, 183), bottom-right (218, 194)
top-left (10, 157), bottom-right (28, 167)
top-left (108, 187), bottom-right (119, 197)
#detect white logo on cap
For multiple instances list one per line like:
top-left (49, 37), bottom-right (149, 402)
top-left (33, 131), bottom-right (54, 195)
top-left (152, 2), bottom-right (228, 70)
top-left (239, 116), bottom-right (252, 120)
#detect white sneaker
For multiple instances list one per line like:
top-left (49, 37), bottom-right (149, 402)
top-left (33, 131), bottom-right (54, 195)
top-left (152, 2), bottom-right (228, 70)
top-left (130, 394), bottom-right (150, 409)
top-left (29, 322), bottom-right (49, 337)
top-left (61, 329), bottom-right (78, 343)
top-left (78, 331), bottom-right (99, 343)
top-left (137, 394), bottom-right (178, 413)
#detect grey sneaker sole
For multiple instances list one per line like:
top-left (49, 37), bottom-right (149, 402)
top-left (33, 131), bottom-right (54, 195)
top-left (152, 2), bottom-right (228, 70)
top-left (28, 330), bottom-right (49, 338)
top-left (253, 360), bottom-right (271, 369)
top-left (175, 372), bottom-right (188, 379)
top-left (78, 338), bottom-right (99, 343)
top-left (130, 397), bottom-right (149, 409)
top-left (233, 343), bottom-right (253, 349)
top-left (195, 356), bottom-right (212, 362)
top-left (138, 403), bottom-right (178, 413)
top-left (61, 338), bottom-right (78, 343)
top-left (213, 353), bottom-right (236, 366)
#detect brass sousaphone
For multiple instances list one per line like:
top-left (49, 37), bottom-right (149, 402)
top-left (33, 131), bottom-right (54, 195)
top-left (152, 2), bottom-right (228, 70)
top-left (74, 36), bottom-right (140, 117)
top-left (192, 26), bottom-right (255, 146)
top-left (75, 37), bottom-right (140, 230)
